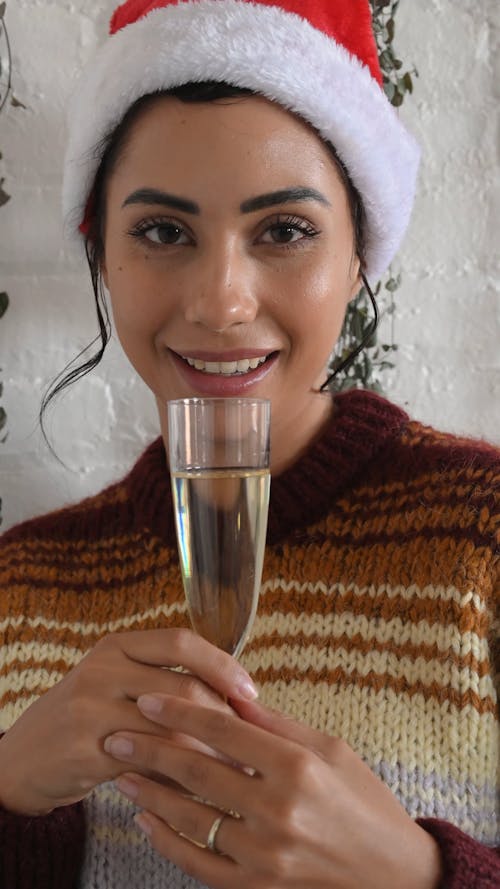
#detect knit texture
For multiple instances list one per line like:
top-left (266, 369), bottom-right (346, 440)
top-left (0, 389), bottom-right (498, 888)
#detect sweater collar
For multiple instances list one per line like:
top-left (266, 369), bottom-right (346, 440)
top-left (126, 389), bottom-right (409, 545)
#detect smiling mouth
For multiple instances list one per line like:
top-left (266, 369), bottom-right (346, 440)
top-left (178, 353), bottom-right (276, 376)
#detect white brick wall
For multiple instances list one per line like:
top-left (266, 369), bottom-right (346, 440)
top-left (0, 0), bottom-right (499, 531)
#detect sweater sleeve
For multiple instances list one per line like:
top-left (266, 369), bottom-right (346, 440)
top-left (417, 818), bottom-right (500, 888)
top-left (0, 801), bottom-right (85, 889)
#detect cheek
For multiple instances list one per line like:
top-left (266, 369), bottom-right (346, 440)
top-left (106, 258), bottom-right (174, 339)
top-left (286, 260), bottom-right (352, 352)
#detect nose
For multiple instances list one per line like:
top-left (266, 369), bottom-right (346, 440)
top-left (183, 242), bottom-right (258, 332)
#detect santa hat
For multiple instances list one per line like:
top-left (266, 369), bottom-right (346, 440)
top-left (62, 0), bottom-right (420, 281)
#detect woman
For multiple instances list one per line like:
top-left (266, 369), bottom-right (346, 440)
top-left (0, 1), bottom-right (498, 887)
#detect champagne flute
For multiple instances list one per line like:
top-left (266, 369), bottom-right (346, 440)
top-left (168, 397), bottom-right (271, 658)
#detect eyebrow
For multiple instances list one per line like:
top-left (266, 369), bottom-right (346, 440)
top-left (122, 188), bottom-right (200, 214)
top-left (122, 185), bottom-right (330, 215)
top-left (240, 187), bottom-right (331, 213)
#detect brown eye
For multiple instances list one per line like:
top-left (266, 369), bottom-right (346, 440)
top-left (128, 217), bottom-right (193, 246)
top-left (258, 215), bottom-right (320, 246)
top-left (269, 224), bottom-right (300, 243)
top-left (145, 224), bottom-right (188, 245)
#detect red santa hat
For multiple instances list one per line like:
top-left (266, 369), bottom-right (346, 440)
top-left (62, 0), bottom-right (420, 281)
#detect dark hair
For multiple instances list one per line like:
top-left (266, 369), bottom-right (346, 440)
top-left (40, 82), bottom-right (367, 432)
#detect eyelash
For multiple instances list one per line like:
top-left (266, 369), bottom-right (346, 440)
top-left (263, 215), bottom-right (321, 245)
top-left (127, 216), bottom-right (191, 246)
top-left (127, 214), bottom-right (321, 248)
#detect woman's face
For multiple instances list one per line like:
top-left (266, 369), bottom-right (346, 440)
top-left (102, 95), bottom-right (361, 469)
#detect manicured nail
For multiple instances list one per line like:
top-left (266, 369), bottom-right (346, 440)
top-left (137, 694), bottom-right (163, 716)
top-left (104, 736), bottom-right (134, 757)
top-left (115, 776), bottom-right (139, 799)
top-left (235, 676), bottom-right (259, 701)
top-left (135, 813), bottom-right (152, 836)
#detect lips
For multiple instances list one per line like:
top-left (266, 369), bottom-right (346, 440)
top-left (169, 348), bottom-right (279, 396)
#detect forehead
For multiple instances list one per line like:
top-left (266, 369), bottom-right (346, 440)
top-left (107, 94), bottom-right (345, 201)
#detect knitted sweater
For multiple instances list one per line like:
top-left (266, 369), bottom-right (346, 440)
top-left (0, 390), bottom-right (498, 889)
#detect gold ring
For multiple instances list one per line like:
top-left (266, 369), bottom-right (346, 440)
top-left (206, 813), bottom-right (226, 853)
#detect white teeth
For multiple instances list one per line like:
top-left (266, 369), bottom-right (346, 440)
top-left (221, 361), bottom-right (238, 375)
top-left (183, 355), bottom-right (269, 375)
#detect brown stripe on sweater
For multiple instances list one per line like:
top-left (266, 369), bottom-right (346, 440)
top-left (0, 571), bottom-right (184, 637)
top-left (0, 546), bottom-right (180, 589)
top-left (3, 661), bottom-right (495, 716)
top-left (2, 617), bottom-right (491, 678)
top-left (256, 584), bottom-right (492, 636)
top-left (400, 421), bottom-right (500, 452)
top-left (0, 532), bottom-right (158, 568)
top-left (333, 489), bottom-right (499, 536)
top-left (263, 540), bottom-right (496, 600)
top-left (246, 629), bottom-right (493, 677)
top-left (249, 665), bottom-right (498, 715)
top-left (0, 609), bottom-right (190, 650)
top-left (0, 599), bottom-right (492, 666)
top-left (1, 536), bottom-right (493, 628)
top-left (0, 569), bottom-right (492, 632)
top-left (2, 523), bottom-right (496, 600)
top-left (291, 519), bottom-right (498, 552)
top-left (339, 465), bottom-right (500, 507)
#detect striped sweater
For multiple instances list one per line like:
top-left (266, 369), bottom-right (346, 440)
top-left (0, 389), bottom-right (499, 888)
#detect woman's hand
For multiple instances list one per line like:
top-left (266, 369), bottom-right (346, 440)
top-left (105, 695), bottom-right (443, 889)
top-left (0, 628), bottom-right (257, 816)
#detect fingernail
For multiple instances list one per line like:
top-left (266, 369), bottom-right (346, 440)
top-left (104, 736), bottom-right (134, 757)
top-left (135, 813), bottom-right (152, 836)
top-left (235, 677), bottom-right (259, 701)
top-left (115, 776), bottom-right (139, 799)
top-left (137, 694), bottom-right (163, 716)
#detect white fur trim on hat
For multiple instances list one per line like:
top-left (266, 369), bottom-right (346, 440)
top-left (62, 0), bottom-right (420, 281)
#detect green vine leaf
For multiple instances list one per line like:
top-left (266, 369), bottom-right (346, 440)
top-left (0, 178), bottom-right (10, 206)
top-left (330, 1), bottom-right (416, 393)
top-left (0, 291), bottom-right (8, 317)
top-left (0, 1), bottom-right (10, 512)
top-left (403, 72), bottom-right (414, 93)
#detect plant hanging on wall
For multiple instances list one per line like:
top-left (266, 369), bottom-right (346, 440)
top-left (332, 0), bottom-right (418, 393)
top-left (0, 1), bottom-right (22, 525)
top-left (0, 1), bottom-right (11, 472)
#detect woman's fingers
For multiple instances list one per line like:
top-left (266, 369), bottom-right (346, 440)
top-left (114, 628), bottom-right (258, 702)
top-left (132, 807), bottom-right (239, 889)
top-left (105, 660), bottom-right (241, 764)
top-left (118, 659), bottom-right (234, 712)
top-left (104, 730), bottom-right (251, 815)
top-left (141, 693), bottom-right (317, 774)
top-left (115, 772), bottom-right (239, 854)
top-left (106, 693), bottom-right (316, 786)
top-left (0, 628), bottom-right (255, 817)
top-left (232, 698), bottom-right (338, 762)
top-left (104, 695), bottom-right (444, 889)
top-left (102, 695), bottom-right (237, 770)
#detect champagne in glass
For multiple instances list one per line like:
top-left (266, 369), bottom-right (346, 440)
top-left (168, 398), bottom-right (270, 658)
